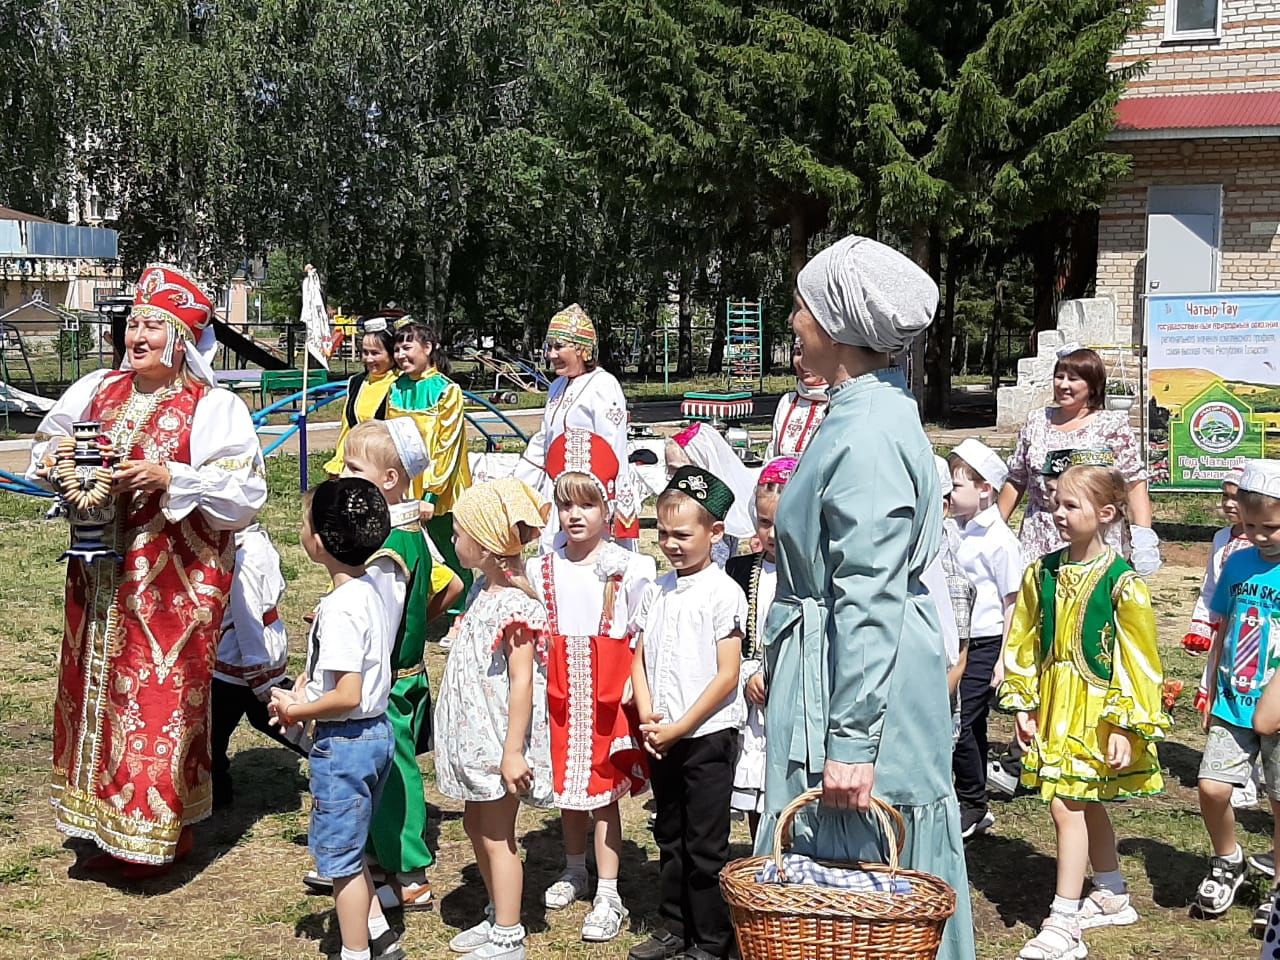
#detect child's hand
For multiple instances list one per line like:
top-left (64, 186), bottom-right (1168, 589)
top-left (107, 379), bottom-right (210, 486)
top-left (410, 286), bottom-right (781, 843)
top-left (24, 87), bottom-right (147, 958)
top-left (267, 687), bottom-right (301, 729)
top-left (501, 749), bottom-right (533, 795)
top-left (419, 500), bottom-right (436, 522)
top-left (639, 714), bottom-right (682, 758)
top-left (1106, 728), bottom-right (1135, 770)
top-left (745, 673), bottom-right (767, 707)
top-left (990, 658), bottom-right (1005, 690)
top-left (1015, 710), bottom-right (1038, 748)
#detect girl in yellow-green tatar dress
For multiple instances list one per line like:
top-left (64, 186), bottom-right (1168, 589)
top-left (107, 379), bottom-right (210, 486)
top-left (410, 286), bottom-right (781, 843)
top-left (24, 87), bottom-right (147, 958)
top-left (999, 457), bottom-right (1169, 960)
top-left (323, 317), bottom-right (399, 478)
top-left (390, 320), bottom-right (473, 611)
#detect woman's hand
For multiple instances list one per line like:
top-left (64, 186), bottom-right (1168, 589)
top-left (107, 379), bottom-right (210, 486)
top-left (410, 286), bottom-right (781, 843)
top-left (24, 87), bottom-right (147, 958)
top-left (112, 459), bottom-right (171, 494)
top-left (501, 748), bottom-right (533, 795)
top-left (1015, 710), bottom-right (1038, 748)
top-left (745, 673), bottom-right (767, 707)
top-left (821, 760), bottom-right (875, 813)
top-left (1106, 728), bottom-right (1135, 770)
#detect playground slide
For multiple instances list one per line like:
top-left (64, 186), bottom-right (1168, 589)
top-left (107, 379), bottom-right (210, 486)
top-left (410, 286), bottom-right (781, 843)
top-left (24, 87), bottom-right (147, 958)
top-left (210, 317), bottom-right (290, 371)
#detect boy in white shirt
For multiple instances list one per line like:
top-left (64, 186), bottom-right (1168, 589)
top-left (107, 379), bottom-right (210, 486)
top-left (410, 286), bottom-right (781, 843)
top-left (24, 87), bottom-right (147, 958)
top-left (269, 478), bottom-right (402, 960)
top-left (211, 523), bottom-right (304, 809)
top-left (631, 466), bottom-right (747, 960)
top-left (948, 438), bottom-right (1023, 839)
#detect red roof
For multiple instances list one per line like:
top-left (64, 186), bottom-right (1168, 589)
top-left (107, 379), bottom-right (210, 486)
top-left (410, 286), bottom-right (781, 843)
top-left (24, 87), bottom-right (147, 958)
top-left (1115, 92), bottom-right (1280, 132)
top-left (0, 205), bottom-right (54, 223)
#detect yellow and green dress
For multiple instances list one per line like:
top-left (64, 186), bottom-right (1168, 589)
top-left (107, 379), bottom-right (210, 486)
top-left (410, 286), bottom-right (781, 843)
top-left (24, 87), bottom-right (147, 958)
top-left (366, 503), bottom-right (456, 874)
top-left (322, 367), bottom-right (398, 477)
top-left (999, 547), bottom-right (1169, 802)
top-left (388, 369), bottom-right (473, 611)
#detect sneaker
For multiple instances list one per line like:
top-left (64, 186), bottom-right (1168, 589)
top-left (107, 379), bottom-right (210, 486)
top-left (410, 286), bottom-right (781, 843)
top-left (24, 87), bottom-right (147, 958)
top-left (1077, 889), bottom-right (1138, 930)
top-left (471, 924), bottom-right (526, 959)
top-left (449, 904), bottom-right (495, 954)
top-left (627, 929), bottom-right (684, 960)
top-left (543, 870), bottom-right (589, 910)
top-left (960, 807), bottom-right (995, 840)
top-left (1250, 851), bottom-right (1276, 879)
top-left (1018, 912), bottom-right (1087, 960)
top-left (370, 929), bottom-right (407, 960)
top-left (581, 895), bottom-right (627, 942)
top-left (1193, 853), bottom-right (1248, 917)
top-left (1254, 886), bottom-right (1280, 939)
top-left (303, 870), bottom-right (333, 893)
top-left (1232, 778), bottom-right (1259, 810)
top-left (987, 756), bottom-right (1021, 798)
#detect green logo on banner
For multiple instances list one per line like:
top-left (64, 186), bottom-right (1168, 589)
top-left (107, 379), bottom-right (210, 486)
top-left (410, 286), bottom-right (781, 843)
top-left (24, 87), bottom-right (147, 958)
top-left (1169, 382), bottom-right (1265, 487)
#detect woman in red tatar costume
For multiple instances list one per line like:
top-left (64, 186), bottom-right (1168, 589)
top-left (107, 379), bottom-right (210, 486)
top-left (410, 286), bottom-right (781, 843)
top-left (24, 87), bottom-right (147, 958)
top-left (27, 264), bottom-right (267, 875)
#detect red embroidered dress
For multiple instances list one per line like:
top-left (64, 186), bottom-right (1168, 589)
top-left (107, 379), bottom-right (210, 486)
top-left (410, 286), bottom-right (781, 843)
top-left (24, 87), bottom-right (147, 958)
top-left (535, 546), bottom-right (652, 810)
top-left (41, 370), bottom-right (265, 863)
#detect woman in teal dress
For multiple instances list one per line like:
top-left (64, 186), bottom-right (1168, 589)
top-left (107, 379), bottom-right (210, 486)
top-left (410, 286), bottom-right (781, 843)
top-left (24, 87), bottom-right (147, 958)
top-left (758, 235), bottom-right (975, 960)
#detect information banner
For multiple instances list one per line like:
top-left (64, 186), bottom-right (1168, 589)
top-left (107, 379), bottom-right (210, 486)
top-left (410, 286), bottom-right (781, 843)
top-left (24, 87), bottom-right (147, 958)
top-left (1147, 292), bottom-right (1280, 490)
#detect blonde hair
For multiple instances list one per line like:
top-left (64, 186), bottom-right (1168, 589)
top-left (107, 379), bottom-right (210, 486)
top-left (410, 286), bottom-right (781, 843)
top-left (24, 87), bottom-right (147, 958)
top-left (457, 518), bottom-right (542, 601)
top-left (655, 487), bottom-right (716, 527)
top-left (1057, 465), bottom-right (1127, 517)
top-left (553, 472), bottom-right (608, 512)
top-left (345, 420), bottom-right (402, 474)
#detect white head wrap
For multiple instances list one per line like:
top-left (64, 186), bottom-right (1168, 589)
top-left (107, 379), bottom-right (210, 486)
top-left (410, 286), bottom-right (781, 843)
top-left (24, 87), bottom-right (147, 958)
top-left (671, 423), bottom-right (759, 540)
top-left (796, 235), bottom-right (939, 354)
top-left (934, 455), bottom-right (954, 497)
top-left (384, 417), bottom-right (430, 480)
top-left (1239, 460), bottom-right (1280, 499)
top-left (1225, 464), bottom-right (1245, 487)
top-left (952, 438), bottom-right (1008, 490)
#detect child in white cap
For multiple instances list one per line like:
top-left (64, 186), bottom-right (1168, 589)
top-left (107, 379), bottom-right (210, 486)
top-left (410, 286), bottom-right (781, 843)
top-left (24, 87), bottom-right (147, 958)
top-left (948, 438), bottom-right (1023, 838)
top-left (1196, 459), bottom-right (1280, 936)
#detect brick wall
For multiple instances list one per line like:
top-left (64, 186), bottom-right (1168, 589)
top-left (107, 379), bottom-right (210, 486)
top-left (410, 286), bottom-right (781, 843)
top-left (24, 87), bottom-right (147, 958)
top-left (1113, 0), bottom-right (1280, 94)
top-left (1096, 136), bottom-right (1280, 342)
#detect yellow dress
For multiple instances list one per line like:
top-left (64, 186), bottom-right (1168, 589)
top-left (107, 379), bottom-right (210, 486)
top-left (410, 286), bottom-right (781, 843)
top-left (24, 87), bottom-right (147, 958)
top-left (999, 548), bottom-right (1168, 802)
top-left (322, 368), bottom-right (397, 477)
top-left (387, 370), bottom-right (471, 513)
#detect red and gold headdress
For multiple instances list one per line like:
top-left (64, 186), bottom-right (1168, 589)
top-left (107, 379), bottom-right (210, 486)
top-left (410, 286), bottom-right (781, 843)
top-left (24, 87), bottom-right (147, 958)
top-left (131, 264), bottom-right (215, 368)
top-left (546, 303), bottom-right (597, 357)
top-left (547, 428), bottom-right (619, 511)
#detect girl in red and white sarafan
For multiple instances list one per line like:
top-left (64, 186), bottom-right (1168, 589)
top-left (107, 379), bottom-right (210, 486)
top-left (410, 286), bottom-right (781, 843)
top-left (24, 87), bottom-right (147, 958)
top-left (525, 428), bottom-right (656, 944)
top-left (764, 337), bottom-right (828, 461)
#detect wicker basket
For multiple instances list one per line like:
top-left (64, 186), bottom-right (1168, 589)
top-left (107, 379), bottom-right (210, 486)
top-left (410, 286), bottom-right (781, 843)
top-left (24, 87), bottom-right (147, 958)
top-left (721, 788), bottom-right (956, 960)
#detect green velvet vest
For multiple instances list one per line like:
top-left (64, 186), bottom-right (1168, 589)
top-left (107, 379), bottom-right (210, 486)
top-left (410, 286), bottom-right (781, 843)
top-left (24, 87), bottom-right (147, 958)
top-left (1038, 548), bottom-right (1136, 687)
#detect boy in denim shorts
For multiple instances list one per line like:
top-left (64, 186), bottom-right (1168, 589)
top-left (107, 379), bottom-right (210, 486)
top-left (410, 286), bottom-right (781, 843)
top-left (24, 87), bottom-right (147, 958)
top-left (1194, 459), bottom-right (1280, 938)
top-left (270, 478), bottom-right (401, 960)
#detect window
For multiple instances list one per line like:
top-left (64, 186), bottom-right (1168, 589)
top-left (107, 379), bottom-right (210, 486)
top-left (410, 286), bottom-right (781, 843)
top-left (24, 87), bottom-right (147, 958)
top-left (1165, 0), bottom-right (1220, 40)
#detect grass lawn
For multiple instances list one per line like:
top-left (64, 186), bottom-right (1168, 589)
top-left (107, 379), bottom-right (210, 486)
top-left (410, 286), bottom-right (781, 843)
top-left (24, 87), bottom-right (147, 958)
top-left (0, 457), bottom-right (1269, 959)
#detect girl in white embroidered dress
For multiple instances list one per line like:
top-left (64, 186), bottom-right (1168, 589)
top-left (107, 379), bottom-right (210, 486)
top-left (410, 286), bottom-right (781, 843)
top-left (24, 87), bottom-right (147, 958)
top-left (526, 470), bottom-right (656, 943)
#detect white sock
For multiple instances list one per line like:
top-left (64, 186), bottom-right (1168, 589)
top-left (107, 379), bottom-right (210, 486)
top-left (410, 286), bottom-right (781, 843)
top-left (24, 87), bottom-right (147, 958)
top-left (1052, 895), bottom-right (1081, 916)
top-left (597, 876), bottom-right (619, 901)
top-left (1224, 845), bottom-right (1244, 863)
top-left (564, 853), bottom-right (587, 875)
top-left (340, 948), bottom-right (371, 960)
top-left (368, 914), bottom-right (390, 939)
top-left (490, 922), bottom-right (526, 947)
top-left (1092, 869), bottom-right (1126, 896)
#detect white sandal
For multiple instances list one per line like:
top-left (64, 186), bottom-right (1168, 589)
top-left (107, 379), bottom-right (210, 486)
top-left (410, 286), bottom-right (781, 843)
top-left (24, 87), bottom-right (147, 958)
top-left (1019, 913), bottom-right (1087, 960)
top-left (543, 871), bottom-right (589, 909)
top-left (1077, 889), bottom-right (1137, 930)
top-left (581, 895), bottom-right (627, 942)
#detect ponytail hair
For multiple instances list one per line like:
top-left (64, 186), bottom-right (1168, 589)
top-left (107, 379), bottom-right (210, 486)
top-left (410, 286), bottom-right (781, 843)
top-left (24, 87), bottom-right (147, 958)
top-left (396, 320), bottom-right (452, 376)
top-left (494, 547), bottom-right (540, 601)
top-left (1057, 465), bottom-right (1127, 519)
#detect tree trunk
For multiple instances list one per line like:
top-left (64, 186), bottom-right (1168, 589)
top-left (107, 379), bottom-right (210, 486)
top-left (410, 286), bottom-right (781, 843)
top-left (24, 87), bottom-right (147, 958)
top-left (909, 224), bottom-right (931, 412)
top-left (923, 227), bottom-right (950, 421)
top-left (991, 277), bottom-right (1004, 394)
top-left (677, 270), bottom-right (693, 377)
top-left (790, 205), bottom-right (809, 281)
top-left (707, 263), bottom-right (726, 376)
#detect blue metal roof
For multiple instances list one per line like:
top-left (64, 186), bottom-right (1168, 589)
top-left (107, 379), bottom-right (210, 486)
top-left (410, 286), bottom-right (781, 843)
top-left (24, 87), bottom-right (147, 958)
top-left (0, 219), bottom-right (118, 259)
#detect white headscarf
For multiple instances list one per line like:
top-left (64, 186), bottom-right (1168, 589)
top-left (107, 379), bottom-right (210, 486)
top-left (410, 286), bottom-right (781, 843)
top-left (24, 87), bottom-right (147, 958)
top-left (796, 235), bottom-right (939, 354)
top-left (672, 423), bottom-right (759, 540)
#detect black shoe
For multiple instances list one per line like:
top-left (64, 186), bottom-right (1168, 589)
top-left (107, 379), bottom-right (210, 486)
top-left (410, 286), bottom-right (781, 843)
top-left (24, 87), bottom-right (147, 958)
top-left (959, 806), bottom-right (995, 840)
top-left (672, 949), bottom-right (718, 960)
top-left (628, 929), bottom-right (684, 960)
top-left (371, 928), bottom-right (406, 960)
top-left (1250, 851), bottom-right (1276, 879)
top-left (1253, 886), bottom-right (1280, 939)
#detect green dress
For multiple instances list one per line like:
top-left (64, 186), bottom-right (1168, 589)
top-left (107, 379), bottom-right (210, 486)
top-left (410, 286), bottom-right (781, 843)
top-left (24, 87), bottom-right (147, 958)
top-left (366, 519), bottom-right (439, 874)
top-left (757, 368), bottom-right (975, 960)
